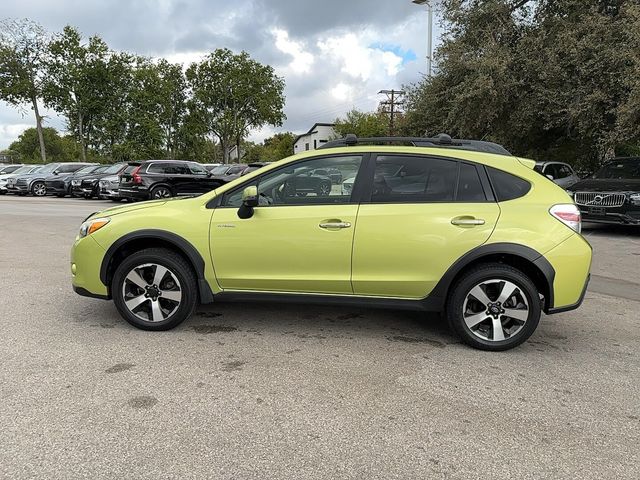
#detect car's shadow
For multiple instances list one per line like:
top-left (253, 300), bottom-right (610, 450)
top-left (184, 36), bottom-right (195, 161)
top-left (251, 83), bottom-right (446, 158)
top-left (582, 223), bottom-right (640, 237)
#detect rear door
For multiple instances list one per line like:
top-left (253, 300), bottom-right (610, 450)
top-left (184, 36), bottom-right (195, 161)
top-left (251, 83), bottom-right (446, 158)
top-left (352, 154), bottom-right (500, 298)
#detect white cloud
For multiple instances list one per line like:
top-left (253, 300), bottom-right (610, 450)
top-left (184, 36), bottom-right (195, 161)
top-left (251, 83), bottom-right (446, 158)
top-left (0, 123), bottom-right (32, 148)
top-left (272, 28), bottom-right (314, 75)
top-left (331, 83), bottom-right (353, 101)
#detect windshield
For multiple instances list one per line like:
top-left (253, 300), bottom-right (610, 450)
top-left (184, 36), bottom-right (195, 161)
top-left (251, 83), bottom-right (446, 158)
top-left (594, 160), bottom-right (640, 179)
top-left (38, 163), bottom-right (60, 174)
top-left (187, 163), bottom-right (209, 175)
top-left (9, 165), bottom-right (36, 175)
top-left (91, 166), bottom-right (110, 174)
top-left (210, 165), bottom-right (230, 175)
top-left (103, 164), bottom-right (124, 174)
top-left (74, 165), bottom-right (99, 175)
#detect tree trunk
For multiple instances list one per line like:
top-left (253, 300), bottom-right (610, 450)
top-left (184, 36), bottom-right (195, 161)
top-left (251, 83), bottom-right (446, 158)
top-left (78, 111), bottom-right (87, 162)
top-left (32, 96), bottom-right (47, 163)
top-left (221, 138), bottom-right (229, 164)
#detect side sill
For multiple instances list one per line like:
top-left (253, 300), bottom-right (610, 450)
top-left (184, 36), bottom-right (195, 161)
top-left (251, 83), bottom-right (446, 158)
top-left (213, 291), bottom-right (444, 312)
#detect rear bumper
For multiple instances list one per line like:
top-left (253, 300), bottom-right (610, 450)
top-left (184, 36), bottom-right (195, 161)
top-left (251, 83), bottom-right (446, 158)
top-left (543, 233), bottom-right (592, 314)
top-left (118, 187), bottom-right (149, 200)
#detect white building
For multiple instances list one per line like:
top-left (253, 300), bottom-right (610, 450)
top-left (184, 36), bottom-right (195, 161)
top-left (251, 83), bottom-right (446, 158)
top-left (293, 123), bottom-right (337, 153)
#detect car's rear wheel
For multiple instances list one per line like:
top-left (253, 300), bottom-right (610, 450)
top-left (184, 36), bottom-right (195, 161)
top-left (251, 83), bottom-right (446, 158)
top-left (112, 248), bottom-right (198, 331)
top-left (31, 181), bottom-right (46, 197)
top-left (446, 263), bottom-right (541, 351)
top-left (151, 186), bottom-right (173, 199)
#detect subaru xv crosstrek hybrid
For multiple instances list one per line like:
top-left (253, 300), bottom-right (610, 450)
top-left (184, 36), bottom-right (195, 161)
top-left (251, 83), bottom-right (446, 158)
top-left (71, 135), bottom-right (592, 351)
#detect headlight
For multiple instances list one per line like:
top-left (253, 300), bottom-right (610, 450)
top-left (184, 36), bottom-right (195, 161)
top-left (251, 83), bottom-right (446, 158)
top-left (79, 217), bottom-right (110, 238)
top-left (630, 193), bottom-right (640, 205)
top-left (566, 190), bottom-right (575, 198)
top-left (72, 179), bottom-right (81, 186)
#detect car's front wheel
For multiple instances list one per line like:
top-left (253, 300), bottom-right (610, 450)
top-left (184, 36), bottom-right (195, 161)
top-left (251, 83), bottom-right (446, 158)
top-left (446, 264), bottom-right (541, 351)
top-left (112, 248), bottom-right (198, 331)
top-left (31, 181), bottom-right (47, 197)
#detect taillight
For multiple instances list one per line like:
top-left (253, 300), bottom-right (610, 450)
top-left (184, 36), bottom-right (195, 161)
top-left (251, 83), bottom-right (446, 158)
top-left (131, 166), bottom-right (142, 184)
top-left (550, 204), bottom-right (581, 233)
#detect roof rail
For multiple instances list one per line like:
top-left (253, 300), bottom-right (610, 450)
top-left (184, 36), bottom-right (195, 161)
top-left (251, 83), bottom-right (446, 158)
top-left (318, 133), bottom-right (512, 156)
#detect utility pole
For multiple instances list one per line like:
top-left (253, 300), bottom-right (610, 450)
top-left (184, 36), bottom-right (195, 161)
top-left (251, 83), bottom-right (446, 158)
top-left (412, 0), bottom-right (434, 77)
top-left (378, 89), bottom-right (405, 135)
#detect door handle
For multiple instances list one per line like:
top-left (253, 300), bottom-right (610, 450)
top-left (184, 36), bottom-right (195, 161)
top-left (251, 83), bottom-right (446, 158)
top-left (319, 221), bottom-right (352, 229)
top-left (451, 217), bottom-right (485, 226)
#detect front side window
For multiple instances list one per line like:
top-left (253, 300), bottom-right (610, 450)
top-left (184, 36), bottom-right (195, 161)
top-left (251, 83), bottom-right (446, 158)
top-left (371, 156), bottom-right (458, 203)
top-left (222, 155), bottom-right (363, 208)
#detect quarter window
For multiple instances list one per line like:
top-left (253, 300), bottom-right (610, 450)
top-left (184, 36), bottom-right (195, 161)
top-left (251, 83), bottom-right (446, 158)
top-left (487, 166), bottom-right (531, 201)
top-left (222, 156), bottom-right (362, 207)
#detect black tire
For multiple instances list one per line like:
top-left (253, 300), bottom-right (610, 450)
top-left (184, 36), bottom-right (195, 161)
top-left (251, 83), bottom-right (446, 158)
top-left (31, 181), bottom-right (47, 197)
top-left (112, 248), bottom-right (198, 331)
top-left (56, 193), bottom-right (66, 198)
top-left (150, 185), bottom-right (173, 199)
top-left (445, 263), bottom-right (541, 351)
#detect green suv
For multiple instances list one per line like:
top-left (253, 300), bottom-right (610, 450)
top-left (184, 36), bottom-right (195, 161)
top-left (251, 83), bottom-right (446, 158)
top-left (71, 135), bottom-right (592, 350)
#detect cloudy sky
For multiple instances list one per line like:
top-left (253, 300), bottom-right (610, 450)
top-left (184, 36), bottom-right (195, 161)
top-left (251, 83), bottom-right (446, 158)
top-left (0, 0), bottom-right (442, 149)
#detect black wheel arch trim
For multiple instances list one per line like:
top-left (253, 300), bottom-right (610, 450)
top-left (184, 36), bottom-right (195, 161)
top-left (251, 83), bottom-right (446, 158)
top-left (99, 229), bottom-right (215, 303)
top-left (421, 242), bottom-right (556, 313)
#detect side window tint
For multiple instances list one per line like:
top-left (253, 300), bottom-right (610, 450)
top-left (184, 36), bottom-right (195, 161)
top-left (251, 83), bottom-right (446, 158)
top-left (371, 156), bottom-right (457, 203)
top-left (222, 156), bottom-right (362, 207)
top-left (487, 167), bottom-right (531, 201)
top-left (147, 164), bottom-right (164, 174)
top-left (457, 163), bottom-right (486, 202)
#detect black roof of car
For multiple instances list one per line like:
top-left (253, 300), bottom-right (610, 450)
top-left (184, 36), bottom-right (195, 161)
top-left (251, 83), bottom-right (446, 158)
top-left (319, 133), bottom-right (512, 156)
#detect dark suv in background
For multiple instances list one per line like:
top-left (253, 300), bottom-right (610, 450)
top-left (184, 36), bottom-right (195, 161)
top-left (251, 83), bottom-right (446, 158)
top-left (46, 164), bottom-right (101, 197)
top-left (71, 163), bottom-right (127, 198)
top-left (118, 160), bottom-right (221, 200)
top-left (10, 162), bottom-right (94, 196)
top-left (568, 157), bottom-right (640, 225)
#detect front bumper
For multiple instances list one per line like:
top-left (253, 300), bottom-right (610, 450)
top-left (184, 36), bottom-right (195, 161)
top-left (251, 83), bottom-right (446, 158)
top-left (71, 235), bottom-right (109, 298)
top-left (72, 186), bottom-right (97, 197)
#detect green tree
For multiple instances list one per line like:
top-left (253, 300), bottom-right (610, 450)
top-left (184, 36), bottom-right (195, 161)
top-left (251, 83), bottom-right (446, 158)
top-left (402, 0), bottom-right (640, 170)
top-left (334, 110), bottom-right (389, 138)
top-left (8, 127), bottom-right (78, 162)
top-left (186, 48), bottom-right (286, 163)
top-left (0, 19), bottom-right (50, 162)
top-left (262, 132), bottom-right (295, 161)
top-left (43, 26), bottom-right (112, 161)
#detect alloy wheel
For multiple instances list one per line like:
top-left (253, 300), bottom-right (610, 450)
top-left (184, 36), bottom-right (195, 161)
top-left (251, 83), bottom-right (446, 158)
top-left (153, 187), bottom-right (172, 199)
top-left (318, 183), bottom-right (331, 195)
top-left (121, 263), bottom-right (182, 322)
top-left (32, 182), bottom-right (46, 196)
top-left (462, 279), bottom-right (529, 342)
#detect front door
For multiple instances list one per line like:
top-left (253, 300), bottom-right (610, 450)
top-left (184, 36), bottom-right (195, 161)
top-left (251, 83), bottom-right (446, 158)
top-left (352, 154), bottom-right (500, 298)
top-left (210, 154), bottom-right (365, 294)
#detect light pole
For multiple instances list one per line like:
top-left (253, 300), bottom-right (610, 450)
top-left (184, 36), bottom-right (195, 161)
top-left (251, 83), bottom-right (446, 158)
top-left (412, 0), bottom-right (433, 77)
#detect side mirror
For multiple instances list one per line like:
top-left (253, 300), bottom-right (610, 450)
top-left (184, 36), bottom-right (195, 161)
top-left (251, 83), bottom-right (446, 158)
top-left (237, 185), bottom-right (258, 219)
top-left (546, 174), bottom-right (554, 180)
top-left (53, 170), bottom-right (59, 176)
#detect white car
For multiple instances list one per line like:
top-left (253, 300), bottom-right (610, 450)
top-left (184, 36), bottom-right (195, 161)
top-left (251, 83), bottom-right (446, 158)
top-left (534, 161), bottom-right (581, 189)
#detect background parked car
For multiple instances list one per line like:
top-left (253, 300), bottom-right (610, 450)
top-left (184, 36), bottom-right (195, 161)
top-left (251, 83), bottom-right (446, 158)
top-left (0, 165), bottom-right (42, 194)
top-left (534, 161), bottom-right (580, 188)
top-left (567, 156), bottom-right (640, 225)
top-left (9, 163), bottom-right (90, 196)
top-left (71, 163), bottom-right (127, 198)
top-left (203, 163), bottom-right (223, 171)
top-left (0, 164), bottom-right (24, 175)
top-left (118, 160), bottom-right (221, 200)
top-left (46, 164), bottom-right (101, 197)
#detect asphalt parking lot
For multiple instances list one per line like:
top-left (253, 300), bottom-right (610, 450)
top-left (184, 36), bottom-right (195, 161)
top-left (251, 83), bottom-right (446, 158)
top-left (0, 195), bottom-right (638, 479)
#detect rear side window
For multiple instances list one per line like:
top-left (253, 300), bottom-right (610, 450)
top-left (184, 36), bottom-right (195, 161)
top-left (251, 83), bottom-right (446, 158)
top-left (124, 165), bottom-right (138, 174)
top-left (59, 164), bottom-right (84, 173)
top-left (487, 167), bottom-right (531, 201)
top-left (147, 163), bottom-right (183, 174)
top-left (371, 156), bottom-right (458, 203)
top-left (457, 163), bottom-right (486, 202)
